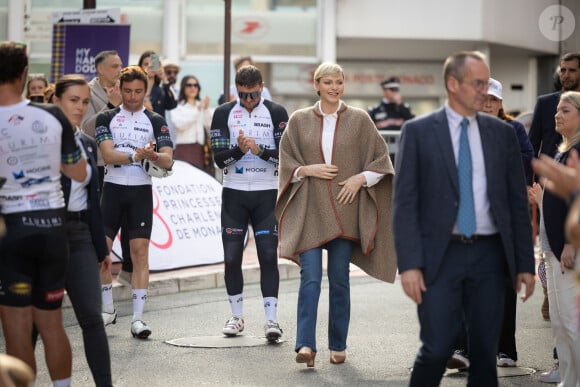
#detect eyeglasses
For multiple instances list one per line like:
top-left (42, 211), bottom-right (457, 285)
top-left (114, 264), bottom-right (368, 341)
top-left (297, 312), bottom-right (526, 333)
top-left (238, 90), bottom-right (261, 100)
top-left (185, 83), bottom-right (199, 88)
top-left (386, 87), bottom-right (400, 92)
top-left (165, 70), bottom-right (178, 75)
top-left (460, 78), bottom-right (489, 91)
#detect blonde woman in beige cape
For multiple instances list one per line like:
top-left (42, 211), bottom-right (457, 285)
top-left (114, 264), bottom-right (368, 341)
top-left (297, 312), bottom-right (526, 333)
top-left (275, 63), bottom-right (397, 368)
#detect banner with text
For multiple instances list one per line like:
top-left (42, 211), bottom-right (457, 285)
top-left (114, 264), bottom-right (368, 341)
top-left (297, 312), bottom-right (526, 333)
top-left (112, 161), bottom-right (224, 271)
top-left (50, 24), bottom-right (130, 82)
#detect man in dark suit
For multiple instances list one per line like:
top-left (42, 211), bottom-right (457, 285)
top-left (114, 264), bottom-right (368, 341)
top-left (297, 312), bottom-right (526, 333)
top-left (529, 52), bottom-right (580, 158)
top-left (393, 51), bottom-right (535, 387)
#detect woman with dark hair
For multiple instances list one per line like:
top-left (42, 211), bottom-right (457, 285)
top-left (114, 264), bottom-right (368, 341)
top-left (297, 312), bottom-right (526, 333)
top-left (53, 74), bottom-right (113, 386)
top-left (170, 75), bottom-right (213, 169)
top-left (138, 50), bottom-right (177, 116)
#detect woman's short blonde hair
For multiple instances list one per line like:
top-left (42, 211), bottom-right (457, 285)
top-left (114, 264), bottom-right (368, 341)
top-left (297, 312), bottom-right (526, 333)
top-left (313, 63), bottom-right (344, 83)
top-left (558, 91), bottom-right (580, 153)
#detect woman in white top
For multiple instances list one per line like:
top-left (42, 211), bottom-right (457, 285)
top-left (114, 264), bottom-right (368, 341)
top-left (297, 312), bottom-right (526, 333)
top-left (170, 75), bottom-right (213, 169)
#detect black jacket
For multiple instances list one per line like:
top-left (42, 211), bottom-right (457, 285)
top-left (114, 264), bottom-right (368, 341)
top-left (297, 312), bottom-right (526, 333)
top-left (542, 143), bottom-right (580, 260)
top-left (529, 91), bottom-right (562, 158)
top-left (61, 131), bottom-right (108, 262)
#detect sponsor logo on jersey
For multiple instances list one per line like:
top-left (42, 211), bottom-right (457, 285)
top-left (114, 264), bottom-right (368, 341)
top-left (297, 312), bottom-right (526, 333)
top-left (223, 167), bottom-right (229, 175)
top-left (254, 122), bottom-right (270, 128)
top-left (255, 230), bottom-right (270, 236)
top-left (245, 167), bottom-right (267, 173)
top-left (6, 156), bottom-right (18, 166)
top-left (8, 114), bottom-right (24, 126)
top-left (235, 166), bottom-right (244, 174)
top-left (29, 198), bottom-right (49, 209)
top-left (45, 288), bottom-right (65, 302)
top-left (95, 125), bottom-right (109, 136)
top-left (224, 227), bottom-right (245, 235)
top-left (160, 125), bottom-right (169, 133)
top-left (19, 176), bottom-right (51, 188)
top-left (1, 195), bottom-right (23, 201)
top-left (32, 120), bottom-right (47, 134)
top-left (278, 122), bottom-right (286, 129)
top-left (134, 126), bottom-right (149, 133)
top-left (9, 282), bottom-right (31, 296)
top-left (26, 165), bottom-right (50, 174)
top-left (12, 170), bottom-right (24, 179)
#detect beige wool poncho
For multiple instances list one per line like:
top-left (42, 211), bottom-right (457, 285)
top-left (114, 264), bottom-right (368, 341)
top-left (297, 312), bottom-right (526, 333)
top-left (275, 102), bottom-right (398, 283)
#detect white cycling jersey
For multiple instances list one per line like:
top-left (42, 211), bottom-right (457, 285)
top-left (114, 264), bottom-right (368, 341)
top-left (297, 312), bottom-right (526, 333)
top-left (95, 106), bottom-right (172, 186)
top-left (210, 99), bottom-right (288, 191)
top-left (0, 100), bottom-right (81, 214)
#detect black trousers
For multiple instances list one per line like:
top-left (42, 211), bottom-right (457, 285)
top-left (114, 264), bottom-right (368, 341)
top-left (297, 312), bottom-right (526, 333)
top-left (497, 278), bottom-right (517, 360)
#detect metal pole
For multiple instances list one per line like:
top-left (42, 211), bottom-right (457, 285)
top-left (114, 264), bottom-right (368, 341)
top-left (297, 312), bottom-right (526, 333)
top-left (223, 0), bottom-right (231, 103)
top-left (83, 0), bottom-right (96, 9)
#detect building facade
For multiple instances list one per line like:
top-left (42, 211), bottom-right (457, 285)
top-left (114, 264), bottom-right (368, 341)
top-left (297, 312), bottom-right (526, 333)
top-left (2, 0), bottom-right (578, 115)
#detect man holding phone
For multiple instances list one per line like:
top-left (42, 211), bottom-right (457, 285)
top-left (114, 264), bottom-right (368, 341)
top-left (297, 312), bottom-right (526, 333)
top-left (115, 51), bottom-right (179, 288)
top-left (138, 51), bottom-right (177, 117)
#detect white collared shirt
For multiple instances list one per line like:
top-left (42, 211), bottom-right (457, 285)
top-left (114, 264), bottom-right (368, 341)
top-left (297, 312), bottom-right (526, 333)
top-left (445, 102), bottom-right (497, 235)
top-left (293, 102), bottom-right (384, 186)
top-left (67, 129), bottom-right (92, 212)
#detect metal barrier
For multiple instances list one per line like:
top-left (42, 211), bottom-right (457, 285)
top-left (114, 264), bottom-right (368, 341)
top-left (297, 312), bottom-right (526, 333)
top-left (378, 129), bottom-right (402, 158)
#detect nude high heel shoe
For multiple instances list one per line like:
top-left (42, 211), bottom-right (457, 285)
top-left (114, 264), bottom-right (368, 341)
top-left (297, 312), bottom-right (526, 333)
top-left (295, 347), bottom-right (316, 368)
top-left (330, 350), bottom-right (346, 364)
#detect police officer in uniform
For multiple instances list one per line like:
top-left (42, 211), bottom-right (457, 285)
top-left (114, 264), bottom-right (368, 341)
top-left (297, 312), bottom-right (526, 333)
top-left (368, 76), bottom-right (414, 130)
top-left (368, 76), bottom-right (414, 162)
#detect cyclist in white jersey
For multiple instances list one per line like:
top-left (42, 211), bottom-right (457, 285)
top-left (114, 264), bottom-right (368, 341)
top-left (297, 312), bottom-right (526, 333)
top-left (95, 66), bottom-right (173, 339)
top-left (0, 42), bottom-right (87, 387)
top-left (211, 65), bottom-right (288, 341)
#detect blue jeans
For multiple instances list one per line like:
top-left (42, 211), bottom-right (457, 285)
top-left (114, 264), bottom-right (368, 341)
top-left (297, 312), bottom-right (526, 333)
top-left (295, 238), bottom-right (352, 353)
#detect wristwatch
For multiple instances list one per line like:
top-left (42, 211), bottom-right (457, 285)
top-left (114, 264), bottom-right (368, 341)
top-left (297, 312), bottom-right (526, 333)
top-left (128, 153), bottom-right (134, 164)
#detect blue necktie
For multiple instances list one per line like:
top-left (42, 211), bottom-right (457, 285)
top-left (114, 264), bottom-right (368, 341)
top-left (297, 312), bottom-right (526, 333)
top-left (457, 118), bottom-right (476, 237)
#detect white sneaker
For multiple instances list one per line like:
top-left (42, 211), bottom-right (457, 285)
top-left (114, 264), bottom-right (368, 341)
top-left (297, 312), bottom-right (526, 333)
top-left (222, 316), bottom-right (244, 336)
top-left (264, 320), bottom-right (282, 342)
top-left (496, 353), bottom-right (517, 367)
top-left (539, 363), bottom-right (560, 383)
top-left (102, 310), bottom-right (117, 326)
top-left (131, 320), bottom-right (152, 339)
top-left (446, 349), bottom-right (470, 370)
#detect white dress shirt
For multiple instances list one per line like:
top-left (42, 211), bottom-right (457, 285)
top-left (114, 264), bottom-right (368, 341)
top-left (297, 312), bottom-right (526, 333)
top-left (445, 103), bottom-right (497, 235)
top-left (293, 102), bottom-right (384, 186)
top-left (67, 130), bottom-right (92, 212)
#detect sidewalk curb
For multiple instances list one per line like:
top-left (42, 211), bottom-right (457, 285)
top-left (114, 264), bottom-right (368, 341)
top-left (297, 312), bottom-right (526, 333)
top-left (62, 261), bottom-right (301, 308)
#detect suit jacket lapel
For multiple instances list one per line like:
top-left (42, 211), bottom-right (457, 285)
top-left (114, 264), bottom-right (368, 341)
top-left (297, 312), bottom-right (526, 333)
top-left (433, 108), bottom-right (459, 193)
top-left (477, 114), bottom-right (497, 189)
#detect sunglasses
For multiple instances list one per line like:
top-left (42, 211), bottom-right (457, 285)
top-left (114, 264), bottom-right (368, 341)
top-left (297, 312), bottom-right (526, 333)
top-left (238, 90), bottom-right (261, 100)
top-left (165, 70), bottom-right (178, 75)
top-left (386, 87), bottom-right (400, 92)
top-left (185, 83), bottom-right (199, 88)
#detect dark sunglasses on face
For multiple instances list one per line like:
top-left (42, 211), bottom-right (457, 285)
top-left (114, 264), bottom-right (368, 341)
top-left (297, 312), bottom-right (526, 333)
top-left (386, 87), bottom-right (399, 92)
top-left (185, 83), bottom-right (199, 88)
top-left (238, 90), bottom-right (261, 100)
top-left (165, 70), bottom-right (178, 75)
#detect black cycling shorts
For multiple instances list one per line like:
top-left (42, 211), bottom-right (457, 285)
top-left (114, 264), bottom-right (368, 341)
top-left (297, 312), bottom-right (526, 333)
top-left (100, 183), bottom-right (153, 240)
top-left (0, 209), bottom-right (69, 310)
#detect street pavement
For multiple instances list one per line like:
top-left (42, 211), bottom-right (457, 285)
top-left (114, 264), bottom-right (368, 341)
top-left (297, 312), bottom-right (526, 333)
top-left (2, 236), bottom-right (555, 386)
